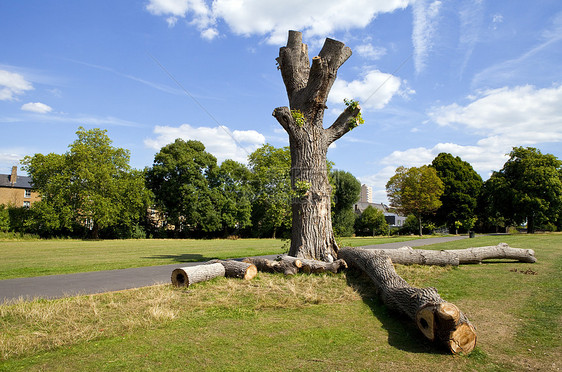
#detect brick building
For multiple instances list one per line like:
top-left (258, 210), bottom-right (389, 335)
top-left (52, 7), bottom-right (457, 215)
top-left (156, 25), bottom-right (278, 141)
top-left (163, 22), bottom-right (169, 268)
top-left (0, 166), bottom-right (41, 208)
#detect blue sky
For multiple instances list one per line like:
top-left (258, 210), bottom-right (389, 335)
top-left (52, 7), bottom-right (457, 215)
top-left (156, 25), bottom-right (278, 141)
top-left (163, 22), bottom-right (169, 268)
top-left (1, 0), bottom-right (561, 202)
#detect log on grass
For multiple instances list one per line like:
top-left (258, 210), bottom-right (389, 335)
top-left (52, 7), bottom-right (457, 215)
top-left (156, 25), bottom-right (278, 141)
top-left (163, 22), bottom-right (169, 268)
top-left (279, 255), bottom-right (348, 273)
top-left (367, 243), bottom-right (535, 266)
top-left (208, 259), bottom-right (258, 280)
top-left (171, 263), bottom-right (225, 287)
top-left (242, 257), bottom-right (301, 275)
top-left (339, 246), bottom-right (477, 354)
top-left (446, 243), bottom-right (536, 264)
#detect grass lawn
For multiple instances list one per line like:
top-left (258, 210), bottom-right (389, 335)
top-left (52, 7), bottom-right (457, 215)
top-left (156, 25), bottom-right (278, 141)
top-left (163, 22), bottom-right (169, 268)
top-left (0, 234), bottom-right (560, 371)
top-left (0, 235), bottom-right (423, 280)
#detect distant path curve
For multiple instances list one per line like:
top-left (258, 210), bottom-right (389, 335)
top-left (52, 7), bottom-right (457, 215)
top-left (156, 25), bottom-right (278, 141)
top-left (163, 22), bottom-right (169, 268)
top-left (0, 235), bottom-right (468, 303)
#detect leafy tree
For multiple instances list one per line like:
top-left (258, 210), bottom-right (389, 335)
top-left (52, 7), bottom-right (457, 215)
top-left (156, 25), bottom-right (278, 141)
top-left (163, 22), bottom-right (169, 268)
top-left (431, 153), bottom-right (482, 232)
top-left (146, 139), bottom-right (220, 236)
top-left (331, 170), bottom-right (361, 236)
top-left (386, 165), bottom-right (444, 236)
top-left (355, 205), bottom-right (388, 236)
top-left (248, 144), bottom-right (291, 238)
top-left (22, 127), bottom-right (151, 238)
top-left (210, 159), bottom-right (253, 236)
top-left (0, 205), bottom-right (9, 232)
top-left (485, 147), bottom-right (562, 233)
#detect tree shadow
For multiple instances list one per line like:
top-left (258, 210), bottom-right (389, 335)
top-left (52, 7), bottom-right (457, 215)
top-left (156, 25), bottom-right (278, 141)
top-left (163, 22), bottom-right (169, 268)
top-left (345, 271), bottom-right (450, 355)
top-left (142, 253), bottom-right (215, 263)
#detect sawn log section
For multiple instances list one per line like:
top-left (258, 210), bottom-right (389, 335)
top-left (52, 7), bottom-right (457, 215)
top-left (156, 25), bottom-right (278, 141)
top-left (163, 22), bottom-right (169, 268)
top-left (339, 246), bottom-right (477, 354)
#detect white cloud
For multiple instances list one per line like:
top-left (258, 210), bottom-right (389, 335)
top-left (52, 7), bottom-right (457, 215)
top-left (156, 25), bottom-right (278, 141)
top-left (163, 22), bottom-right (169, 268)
top-left (21, 102), bottom-right (52, 114)
top-left (0, 70), bottom-right (33, 101)
top-left (146, 0), bottom-right (214, 37)
top-left (329, 69), bottom-right (404, 110)
top-left (147, 0), bottom-right (411, 44)
top-left (144, 123), bottom-right (266, 163)
top-left (355, 43), bottom-right (387, 60)
top-left (412, 0), bottom-right (442, 74)
top-left (430, 85), bottom-right (562, 146)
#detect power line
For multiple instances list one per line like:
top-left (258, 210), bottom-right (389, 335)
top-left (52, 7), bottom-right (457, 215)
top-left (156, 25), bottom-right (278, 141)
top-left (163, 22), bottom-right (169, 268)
top-left (147, 52), bottom-right (251, 156)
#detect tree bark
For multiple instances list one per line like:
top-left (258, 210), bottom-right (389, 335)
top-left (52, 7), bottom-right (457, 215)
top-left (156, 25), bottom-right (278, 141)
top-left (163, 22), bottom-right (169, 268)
top-left (274, 30), bottom-right (360, 262)
top-left (243, 257), bottom-right (301, 275)
top-left (339, 247), bottom-right (477, 354)
top-left (208, 259), bottom-right (258, 280)
top-left (279, 255), bottom-right (348, 274)
top-left (171, 263), bottom-right (225, 287)
top-left (364, 243), bottom-right (536, 266)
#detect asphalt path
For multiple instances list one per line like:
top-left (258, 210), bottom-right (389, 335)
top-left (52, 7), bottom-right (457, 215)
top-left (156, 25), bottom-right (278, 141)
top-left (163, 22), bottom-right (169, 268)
top-left (0, 235), bottom-right (468, 304)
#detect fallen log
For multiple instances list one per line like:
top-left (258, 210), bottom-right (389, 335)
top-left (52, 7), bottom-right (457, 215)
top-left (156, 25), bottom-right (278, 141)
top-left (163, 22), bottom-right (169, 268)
top-left (243, 257), bottom-right (301, 275)
top-left (366, 243), bottom-right (536, 266)
top-left (279, 255), bottom-right (348, 274)
top-left (339, 246), bottom-right (477, 354)
top-left (207, 259), bottom-right (258, 280)
top-left (171, 263), bottom-right (225, 287)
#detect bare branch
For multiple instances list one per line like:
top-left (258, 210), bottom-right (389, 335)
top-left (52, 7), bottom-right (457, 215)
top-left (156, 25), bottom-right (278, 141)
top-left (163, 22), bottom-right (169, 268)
top-left (272, 106), bottom-right (296, 137)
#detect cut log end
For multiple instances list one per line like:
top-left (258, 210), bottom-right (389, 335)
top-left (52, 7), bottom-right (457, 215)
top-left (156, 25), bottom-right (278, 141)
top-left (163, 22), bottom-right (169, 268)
top-left (448, 322), bottom-right (477, 355)
top-left (244, 264), bottom-right (258, 280)
top-left (171, 268), bottom-right (189, 287)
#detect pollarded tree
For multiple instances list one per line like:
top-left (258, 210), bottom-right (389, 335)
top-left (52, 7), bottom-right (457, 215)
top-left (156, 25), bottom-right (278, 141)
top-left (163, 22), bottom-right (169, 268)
top-left (273, 31), bottom-right (363, 261)
top-left (386, 165), bottom-right (444, 236)
top-left (431, 153), bottom-right (483, 232)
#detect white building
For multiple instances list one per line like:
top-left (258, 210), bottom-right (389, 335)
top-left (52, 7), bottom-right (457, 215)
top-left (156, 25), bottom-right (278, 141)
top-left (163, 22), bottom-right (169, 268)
top-left (360, 184), bottom-right (372, 203)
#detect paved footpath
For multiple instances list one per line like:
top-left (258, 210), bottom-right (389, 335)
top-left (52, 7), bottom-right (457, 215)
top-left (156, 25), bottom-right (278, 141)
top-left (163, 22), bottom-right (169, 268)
top-left (0, 235), bottom-right (467, 304)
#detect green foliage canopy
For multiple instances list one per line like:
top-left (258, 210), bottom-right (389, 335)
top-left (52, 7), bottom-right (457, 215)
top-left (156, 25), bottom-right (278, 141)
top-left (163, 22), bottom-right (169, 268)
top-left (431, 153), bottom-right (483, 232)
top-left (484, 147), bottom-right (562, 233)
top-left (355, 205), bottom-right (388, 236)
top-left (386, 165), bottom-right (444, 236)
top-left (331, 170), bottom-right (361, 236)
top-left (22, 127), bottom-right (151, 238)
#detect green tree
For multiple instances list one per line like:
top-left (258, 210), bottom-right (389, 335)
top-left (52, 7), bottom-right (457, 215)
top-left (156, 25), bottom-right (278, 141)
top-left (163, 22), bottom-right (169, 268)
top-left (331, 170), bottom-right (361, 236)
top-left (248, 144), bottom-right (292, 238)
top-left (22, 127), bottom-right (151, 238)
top-left (210, 159), bottom-right (253, 236)
top-left (486, 147), bottom-right (562, 233)
top-left (355, 205), bottom-right (388, 236)
top-left (386, 165), bottom-right (444, 236)
top-left (431, 153), bottom-right (482, 232)
top-left (146, 139), bottom-right (220, 236)
top-left (0, 205), bottom-right (9, 232)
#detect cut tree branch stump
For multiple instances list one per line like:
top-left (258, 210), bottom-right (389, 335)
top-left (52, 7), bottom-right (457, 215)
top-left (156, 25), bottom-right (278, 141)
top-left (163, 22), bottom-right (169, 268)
top-left (171, 263), bottom-right (225, 287)
top-left (339, 246), bottom-right (477, 354)
top-left (242, 257), bottom-right (301, 275)
top-left (207, 259), bottom-right (258, 280)
top-left (365, 243), bottom-right (536, 266)
top-left (279, 255), bottom-right (348, 274)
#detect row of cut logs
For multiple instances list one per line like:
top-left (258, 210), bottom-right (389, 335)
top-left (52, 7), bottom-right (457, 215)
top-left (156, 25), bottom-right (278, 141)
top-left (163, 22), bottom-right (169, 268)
top-left (170, 243), bottom-right (536, 355)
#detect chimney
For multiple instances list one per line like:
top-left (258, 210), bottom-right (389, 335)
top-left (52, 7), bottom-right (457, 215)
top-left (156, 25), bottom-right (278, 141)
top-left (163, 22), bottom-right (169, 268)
top-left (10, 166), bottom-right (17, 186)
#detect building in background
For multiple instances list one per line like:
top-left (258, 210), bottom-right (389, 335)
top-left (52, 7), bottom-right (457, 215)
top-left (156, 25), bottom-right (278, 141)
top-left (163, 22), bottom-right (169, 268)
top-left (354, 183), bottom-right (405, 227)
top-left (0, 166), bottom-right (41, 208)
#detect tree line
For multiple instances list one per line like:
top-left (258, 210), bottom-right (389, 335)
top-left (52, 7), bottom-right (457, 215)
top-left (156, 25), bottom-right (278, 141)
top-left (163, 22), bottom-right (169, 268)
top-left (1, 127), bottom-right (561, 238)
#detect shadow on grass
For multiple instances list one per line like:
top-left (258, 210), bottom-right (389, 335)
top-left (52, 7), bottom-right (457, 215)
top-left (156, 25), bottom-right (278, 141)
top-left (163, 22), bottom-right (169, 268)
top-left (142, 253), bottom-right (215, 262)
top-left (345, 270), bottom-right (450, 355)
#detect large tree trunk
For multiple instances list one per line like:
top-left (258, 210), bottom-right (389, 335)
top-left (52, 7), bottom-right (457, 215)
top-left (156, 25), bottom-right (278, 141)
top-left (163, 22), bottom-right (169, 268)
top-left (273, 30), bottom-right (360, 262)
top-left (339, 247), bottom-right (477, 354)
top-left (366, 243), bottom-right (536, 266)
top-left (279, 255), bottom-right (348, 274)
